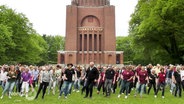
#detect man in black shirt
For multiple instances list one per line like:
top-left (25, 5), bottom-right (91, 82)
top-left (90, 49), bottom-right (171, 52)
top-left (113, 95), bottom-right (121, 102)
top-left (84, 62), bottom-right (99, 98)
top-left (103, 65), bottom-right (115, 97)
top-left (173, 66), bottom-right (182, 97)
top-left (147, 70), bottom-right (157, 95)
top-left (58, 63), bottom-right (75, 99)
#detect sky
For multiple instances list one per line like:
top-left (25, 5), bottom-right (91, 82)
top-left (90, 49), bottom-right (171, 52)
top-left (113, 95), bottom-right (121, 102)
top-left (0, 0), bottom-right (138, 36)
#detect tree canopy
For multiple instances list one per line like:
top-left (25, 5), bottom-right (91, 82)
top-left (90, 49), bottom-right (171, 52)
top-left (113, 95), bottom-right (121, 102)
top-left (0, 5), bottom-right (47, 65)
top-left (129, 0), bottom-right (184, 64)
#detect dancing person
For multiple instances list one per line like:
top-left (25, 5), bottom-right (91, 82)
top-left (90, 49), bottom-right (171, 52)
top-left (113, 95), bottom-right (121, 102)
top-left (97, 67), bottom-right (106, 95)
top-left (20, 67), bottom-right (31, 97)
top-left (35, 66), bottom-right (52, 99)
top-left (155, 67), bottom-right (166, 98)
top-left (48, 66), bottom-right (57, 95)
top-left (118, 66), bottom-right (134, 99)
top-left (112, 67), bottom-right (120, 94)
top-left (134, 66), bottom-right (148, 98)
top-left (1, 65), bottom-right (17, 99)
top-left (84, 62), bottom-right (99, 98)
top-left (147, 70), bottom-right (157, 95)
top-left (0, 65), bottom-right (8, 90)
top-left (32, 66), bottom-right (39, 88)
top-left (56, 65), bottom-right (63, 91)
top-left (173, 66), bottom-right (182, 97)
top-left (58, 63), bottom-right (75, 99)
top-left (104, 65), bottom-right (115, 97)
top-left (81, 66), bottom-right (87, 94)
top-left (29, 65), bottom-right (35, 93)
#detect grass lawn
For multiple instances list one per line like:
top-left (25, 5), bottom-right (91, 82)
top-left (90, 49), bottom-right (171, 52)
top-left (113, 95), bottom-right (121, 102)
top-left (0, 87), bottom-right (183, 104)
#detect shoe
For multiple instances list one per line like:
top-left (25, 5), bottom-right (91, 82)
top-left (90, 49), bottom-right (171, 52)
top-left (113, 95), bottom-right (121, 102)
top-left (118, 94), bottom-right (121, 98)
top-left (58, 96), bottom-right (61, 99)
top-left (134, 94), bottom-right (136, 97)
top-left (162, 96), bottom-right (165, 99)
top-left (125, 96), bottom-right (128, 99)
top-left (20, 94), bottom-right (23, 97)
top-left (76, 90), bottom-right (80, 93)
top-left (83, 96), bottom-right (87, 98)
top-left (0, 95), bottom-right (3, 99)
top-left (97, 91), bottom-right (99, 94)
top-left (8, 96), bottom-right (12, 99)
top-left (154, 95), bottom-right (157, 98)
top-left (64, 96), bottom-right (67, 99)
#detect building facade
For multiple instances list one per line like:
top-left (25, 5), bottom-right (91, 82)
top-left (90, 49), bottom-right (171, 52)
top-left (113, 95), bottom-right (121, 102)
top-left (57, 0), bottom-right (123, 65)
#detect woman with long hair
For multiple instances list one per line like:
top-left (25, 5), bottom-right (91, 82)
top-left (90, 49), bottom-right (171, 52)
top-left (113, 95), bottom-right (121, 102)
top-left (1, 65), bottom-right (17, 99)
top-left (48, 66), bottom-right (57, 95)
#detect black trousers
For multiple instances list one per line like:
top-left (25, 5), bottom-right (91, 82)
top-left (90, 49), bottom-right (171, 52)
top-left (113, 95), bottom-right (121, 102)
top-left (155, 82), bottom-right (165, 96)
top-left (85, 79), bottom-right (95, 97)
top-left (147, 82), bottom-right (156, 95)
top-left (112, 81), bottom-right (117, 93)
top-left (35, 81), bottom-right (49, 99)
top-left (181, 80), bottom-right (184, 91)
top-left (175, 82), bottom-right (182, 97)
top-left (97, 81), bottom-right (105, 93)
top-left (128, 82), bottom-right (134, 94)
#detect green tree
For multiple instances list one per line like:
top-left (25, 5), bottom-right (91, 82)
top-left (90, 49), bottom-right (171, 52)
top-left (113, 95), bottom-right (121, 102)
top-left (43, 35), bottom-right (65, 64)
top-left (116, 36), bottom-right (134, 64)
top-left (0, 5), bottom-right (47, 64)
top-left (129, 0), bottom-right (184, 64)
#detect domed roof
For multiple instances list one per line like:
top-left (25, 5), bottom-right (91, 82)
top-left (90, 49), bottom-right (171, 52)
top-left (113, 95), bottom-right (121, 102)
top-left (71, 0), bottom-right (110, 6)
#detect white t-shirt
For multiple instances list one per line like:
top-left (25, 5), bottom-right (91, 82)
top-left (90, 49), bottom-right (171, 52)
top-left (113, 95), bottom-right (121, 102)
top-left (0, 70), bottom-right (8, 81)
top-left (180, 70), bottom-right (184, 81)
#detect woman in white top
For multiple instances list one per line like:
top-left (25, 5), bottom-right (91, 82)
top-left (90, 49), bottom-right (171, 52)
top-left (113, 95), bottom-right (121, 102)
top-left (0, 66), bottom-right (8, 89)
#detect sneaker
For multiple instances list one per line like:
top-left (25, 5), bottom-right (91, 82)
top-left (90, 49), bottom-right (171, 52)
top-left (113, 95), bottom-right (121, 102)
top-left (154, 95), bottom-right (157, 98)
top-left (8, 96), bottom-right (12, 99)
top-left (0, 95), bottom-right (3, 99)
top-left (76, 90), bottom-right (80, 93)
top-left (134, 94), bottom-right (136, 97)
top-left (58, 96), bottom-right (61, 99)
top-left (118, 94), bottom-right (121, 98)
top-left (64, 96), bottom-right (67, 99)
top-left (125, 96), bottom-right (128, 99)
top-left (162, 96), bottom-right (165, 99)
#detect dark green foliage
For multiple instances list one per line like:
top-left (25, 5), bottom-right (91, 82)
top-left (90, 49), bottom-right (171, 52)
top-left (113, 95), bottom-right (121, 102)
top-left (129, 0), bottom-right (184, 64)
top-left (0, 5), bottom-right (47, 65)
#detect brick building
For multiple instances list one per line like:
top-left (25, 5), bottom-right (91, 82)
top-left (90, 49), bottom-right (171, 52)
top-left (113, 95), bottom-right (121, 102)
top-left (57, 0), bottom-right (123, 65)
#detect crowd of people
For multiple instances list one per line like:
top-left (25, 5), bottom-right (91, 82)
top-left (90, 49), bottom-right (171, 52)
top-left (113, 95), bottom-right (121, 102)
top-left (0, 62), bottom-right (184, 100)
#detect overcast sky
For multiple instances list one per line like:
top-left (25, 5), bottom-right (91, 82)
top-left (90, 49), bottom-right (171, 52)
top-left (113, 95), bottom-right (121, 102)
top-left (0, 0), bottom-right (138, 36)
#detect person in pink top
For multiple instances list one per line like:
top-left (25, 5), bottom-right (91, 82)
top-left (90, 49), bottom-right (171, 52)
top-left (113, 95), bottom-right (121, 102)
top-left (118, 66), bottom-right (134, 99)
top-left (155, 67), bottom-right (166, 98)
top-left (97, 67), bottom-right (106, 95)
top-left (134, 66), bottom-right (148, 98)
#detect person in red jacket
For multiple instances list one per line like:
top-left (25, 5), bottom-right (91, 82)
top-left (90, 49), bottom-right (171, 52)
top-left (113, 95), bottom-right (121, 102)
top-left (155, 67), bottom-right (166, 98)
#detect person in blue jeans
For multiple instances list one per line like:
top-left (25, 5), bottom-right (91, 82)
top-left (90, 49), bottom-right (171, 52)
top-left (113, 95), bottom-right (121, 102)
top-left (58, 63), bottom-right (75, 99)
top-left (1, 65), bottom-right (17, 99)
